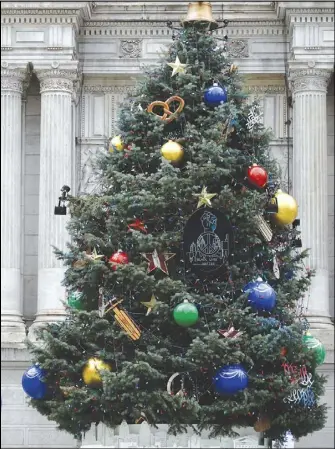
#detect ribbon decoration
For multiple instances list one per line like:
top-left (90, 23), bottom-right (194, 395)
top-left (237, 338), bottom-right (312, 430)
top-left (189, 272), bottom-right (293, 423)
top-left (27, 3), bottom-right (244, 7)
top-left (283, 385), bottom-right (315, 407)
top-left (282, 363), bottom-right (315, 407)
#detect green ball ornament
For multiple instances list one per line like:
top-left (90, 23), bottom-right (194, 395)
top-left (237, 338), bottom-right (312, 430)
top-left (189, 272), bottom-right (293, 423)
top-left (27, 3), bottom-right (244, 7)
top-left (302, 333), bottom-right (326, 365)
top-left (173, 300), bottom-right (199, 328)
top-left (67, 291), bottom-right (83, 310)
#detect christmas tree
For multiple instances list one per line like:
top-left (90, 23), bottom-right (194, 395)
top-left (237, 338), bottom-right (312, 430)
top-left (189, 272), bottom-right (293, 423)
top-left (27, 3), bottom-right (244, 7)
top-left (25, 2), bottom-right (327, 444)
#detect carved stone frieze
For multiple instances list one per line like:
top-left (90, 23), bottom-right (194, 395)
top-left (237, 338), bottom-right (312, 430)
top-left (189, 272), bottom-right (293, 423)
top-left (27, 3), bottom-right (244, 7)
top-left (2, 8), bottom-right (84, 15)
top-left (1, 2), bottom-right (93, 24)
top-left (78, 20), bottom-right (287, 38)
top-left (83, 85), bottom-right (134, 94)
top-left (289, 68), bottom-right (332, 94)
top-left (246, 85), bottom-right (286, 94)
top-left (227, 39), bottom-right (249, 58)
top-left (120, 39), bottom-right (142, 59)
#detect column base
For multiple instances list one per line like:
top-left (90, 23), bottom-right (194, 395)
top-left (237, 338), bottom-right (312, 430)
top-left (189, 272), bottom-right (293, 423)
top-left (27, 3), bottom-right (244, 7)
top-left (1, 267), bottom-right (26, 347)
top-left (306, 315), bottom-right (334, 330)
top-left (307, 325), bottom-right (334, 355)
top-left (1, 320), bottom-right (27, 348)
top-left (28, 310), bottom-right (66, 341)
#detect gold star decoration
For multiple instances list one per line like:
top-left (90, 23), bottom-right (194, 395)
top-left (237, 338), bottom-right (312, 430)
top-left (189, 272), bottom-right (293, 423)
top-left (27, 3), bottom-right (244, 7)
top-left (73, 247), bottom-right (104, 268)
top-left (141, 295), bottom-right (161, 316)
top-left (193, 186), bottom-right (217, 209)
top-left (167, 56), bottom-right (187, 77)
top-left (142, 249), bottom-right (176, 275)
top-left (86, 247), bottom-right (104, 262)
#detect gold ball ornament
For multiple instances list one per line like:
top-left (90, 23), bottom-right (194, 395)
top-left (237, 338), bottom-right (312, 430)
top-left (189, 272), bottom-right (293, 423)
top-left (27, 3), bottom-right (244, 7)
top-left (109, 135), bottom-right (125, 152)
top-left (160, 140), bottom-right (184, 163)
top-left (272, 189), bottom-right (298, 226)
top-left (82, 358), bottom-right (111, 387)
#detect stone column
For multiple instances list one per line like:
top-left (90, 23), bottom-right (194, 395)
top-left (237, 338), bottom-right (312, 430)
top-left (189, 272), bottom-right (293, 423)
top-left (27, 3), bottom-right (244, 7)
top-left (30, 67), bottom-right (78, 330)
top-left (1, 65), bottom-right (27, 345)
top-left (290, 67), bottom-right (333, 330)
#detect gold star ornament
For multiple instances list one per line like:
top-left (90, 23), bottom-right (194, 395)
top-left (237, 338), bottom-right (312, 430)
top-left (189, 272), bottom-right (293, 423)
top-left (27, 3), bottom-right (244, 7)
top-left (193, 187), bottom-right (217, 208)
top-left (167, 56), bottom-right (187, 77)
top-left (86, 248), bottom-right (104, 262)
top-left (73, 247), bottom-right (104, 268)
top-left (141, 295), bottom-right (161, 316)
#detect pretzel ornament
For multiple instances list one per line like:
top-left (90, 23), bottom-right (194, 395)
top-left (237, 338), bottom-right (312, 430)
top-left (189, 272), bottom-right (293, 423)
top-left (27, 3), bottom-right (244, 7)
top-left (147, 95), bottom-right (185, 124)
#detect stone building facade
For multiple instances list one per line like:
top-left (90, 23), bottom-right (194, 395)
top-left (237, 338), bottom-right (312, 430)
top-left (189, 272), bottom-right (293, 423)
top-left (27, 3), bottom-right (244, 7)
top-left (1, 1), bottom-right (334, 448)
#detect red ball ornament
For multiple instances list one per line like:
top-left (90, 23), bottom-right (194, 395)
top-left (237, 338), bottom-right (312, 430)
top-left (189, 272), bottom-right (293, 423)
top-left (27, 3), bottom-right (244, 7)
top-left (247, 164), bottom-right (268, 188)
top-left (109, 250), bottom-right (129, 270)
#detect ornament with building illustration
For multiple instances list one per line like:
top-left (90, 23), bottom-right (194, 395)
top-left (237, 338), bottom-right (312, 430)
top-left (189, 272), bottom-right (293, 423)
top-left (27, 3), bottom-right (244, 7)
top-left (183, 207), bottom-right (233, 278)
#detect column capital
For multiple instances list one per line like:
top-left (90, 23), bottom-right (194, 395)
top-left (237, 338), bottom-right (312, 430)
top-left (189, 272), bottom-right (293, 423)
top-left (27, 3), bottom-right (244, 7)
top-left (1, 62), bottom-right (28, 94)
top-left (35, 64), bottom-right (79, 94)
top-left (289, 67), bottom-right (333, 94)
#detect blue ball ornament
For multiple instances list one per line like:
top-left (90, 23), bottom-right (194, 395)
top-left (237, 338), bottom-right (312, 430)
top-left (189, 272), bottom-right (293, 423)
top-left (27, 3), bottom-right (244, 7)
top-left (244, 277), bottom-right (276, 312)
top-left (22, 365), bottom-right (47, 399)
top-left (204, 83), bottom-right (228, 107)
top-left (213, 364), bottom-right (248, 395)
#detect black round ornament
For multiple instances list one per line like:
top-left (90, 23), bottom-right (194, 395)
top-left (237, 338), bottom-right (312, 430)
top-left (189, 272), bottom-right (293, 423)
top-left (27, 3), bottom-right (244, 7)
top-left (182, 208), bottom-right (233, 278)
